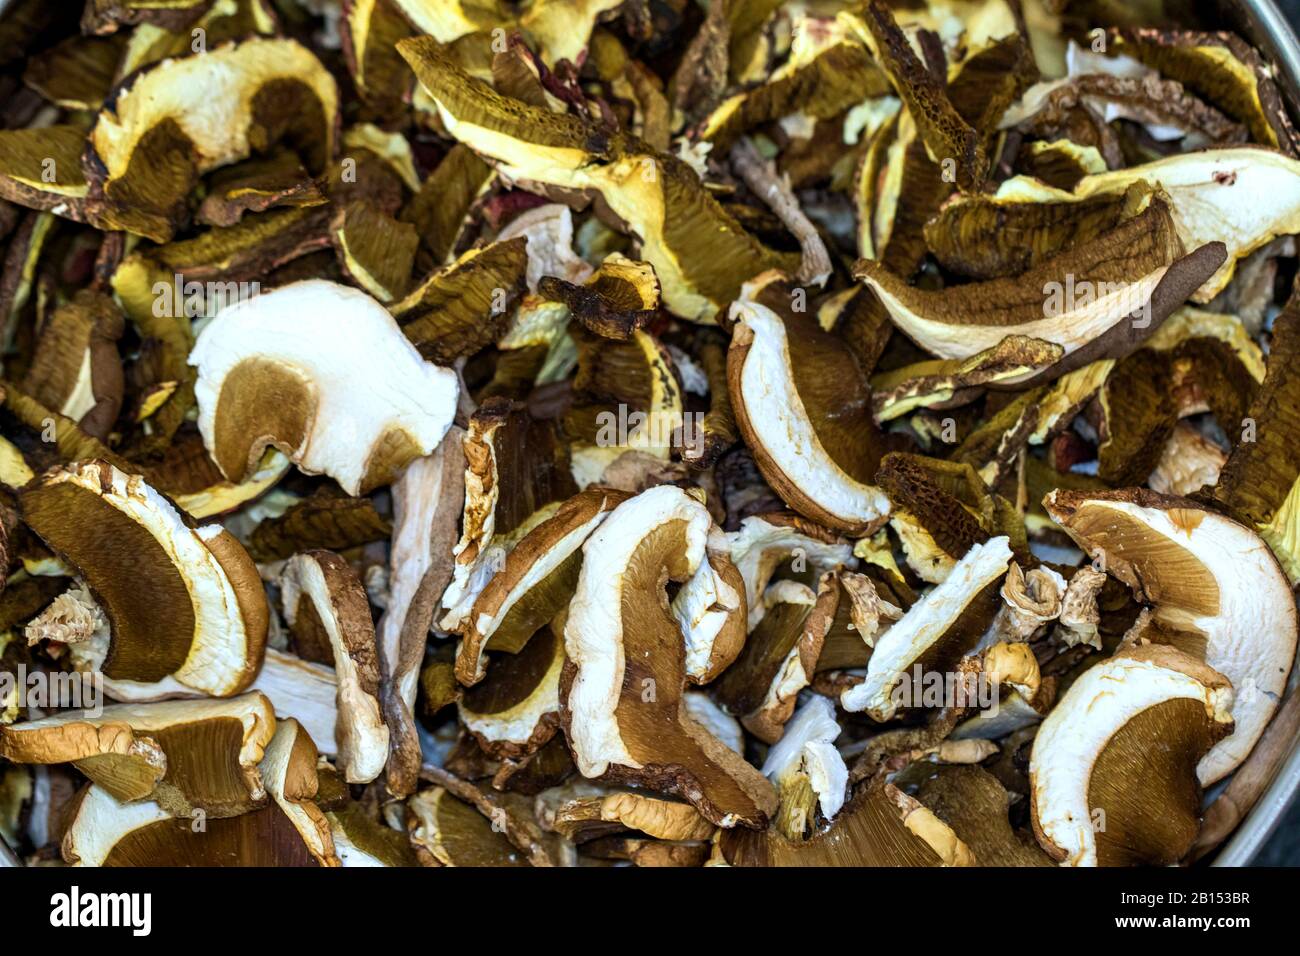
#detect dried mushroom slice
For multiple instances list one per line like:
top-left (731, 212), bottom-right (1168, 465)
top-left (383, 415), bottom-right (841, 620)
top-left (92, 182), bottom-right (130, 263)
top-left (719, 778), bottom-right (974, 866)
top-left (0, 125), bottom-right (89, 220)
top-left (23, 33), bottom-right (125, 111)
top-left (1029, 644), bottom-right (1234, 866)
top-left (196, 150), bottom-right (325, 228)
top-left (377, 435), bottom-right (466, 796)
top-left (672, 529), bottom-right (746, 685)
top-left (551, 788), bottom-right (715, 848)
top-left (856, 198), bottom-right (1227, 379)
top-left (84, 37), bottom-right (338, 242)
top-left (913, 765), bottom-right (1053, 866)
top-left (19, 460), bottom-right (267, 698)
top-left (455, 488), bottom-right (626, 687)
top-left (713, 579), bottom-right (824, 743)
top-left (726, 513), bottom-right (853, 631)
top-left (280, 551), bottom-right (388, 784)
top-left (538, 253), bottom-right (660, 340)
top-left (248, 648), bottom-right (338, 759)
top-left (20, 290), bottom-right (124, 441)
top-left (406, 786), bottom-right (527, 867)
top-left (871, 336), bottom-right (1064, 423)
top-left (246, 490), bottom-right (391, 564)
top-left (190, 279), bottom-right (459, 496)
top-left (1108, 29), bottom-right (1300, 154)
top-left (563, 485), bottom-right (777, 827)
top-left (332, 202), bottom-right (419, 304)
top-left (1043, 488), bottom-right (1297, 784)
top-left (760, 696), bottom-right (849, 839)
top-left (698, 17), bottom-right (890, 150)
top-left (1209, 289), bottom-right (1300, 582)
top-left (854, 1), bottom-right (989, 192)
top-left (391, 238), bottom-right (529, 365)
top-left (0, 693), bottom-right (275, 817)
top-left (728, 279), bottom-right (890, 534)
top-left (398, 37), bottom-right (797, 321)
top-left (441, 398), bottom-right (578, 639)
top-left (841, 536), bottom-right (1012, 720)
top-left (994, 148), bottom-right (1300, 302)
top-left (459, 618), bottom-right (565, 759)
top-left (61, 717), bottom-right (339, 867)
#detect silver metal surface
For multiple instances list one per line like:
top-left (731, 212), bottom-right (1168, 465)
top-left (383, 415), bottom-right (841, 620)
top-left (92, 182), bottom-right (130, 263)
top-left (1214, 0), bottom-right (1300, 866)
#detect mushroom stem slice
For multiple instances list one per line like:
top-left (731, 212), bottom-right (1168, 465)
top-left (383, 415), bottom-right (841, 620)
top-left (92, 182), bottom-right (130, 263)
top-left (562, 485), bottom-right (777, 828)
top-left (1029, 644), bottom-right (1233, 866)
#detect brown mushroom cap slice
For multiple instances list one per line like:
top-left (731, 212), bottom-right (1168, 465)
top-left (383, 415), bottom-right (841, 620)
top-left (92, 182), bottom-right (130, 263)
top-left (993, 148), bottom-right (1300, 303)
top-left (280, 550), bottom-right (388, 784)
top-left (1043, 488), bottom-right (1297, 783)
top-left (728, 282), bottom-right (890, 534)
top-left (440, 397), bottom-right (578, 636)
top-left (459, 619), bottom-right (565, 759)
top-left (19, 290), bottom-right (124, 441)
top-left (841, 536), bottom-right (1012, 720)
top-left (0, 693), bottom-right (275, 816)
top-left (538, 253), bottom-right (661, 340)
top-left (84, 37), bottom-right (338, 242)
top-left (18, 460), bottom-right (268, 698)
top-left (405, 786), bottom-right (529, 867)
top-left (563, 485), bottom-right (777, 827)
top-left (719, 778), bottom-right (975, 866)
top-left (856, 198), bottom-right (1227, 378)
top-left (0, 126), bottom-right (90, 220)
top-left (1029, 644), bottom-right (1234, 866)
top-left (455, 488), bottom-right (626, 687)
top-left (912, 764), bottom-right (1054, 866)
top-left (61, 717), bottom-right (339, 867)
top-left (190, 279), bottom-right (459, 496)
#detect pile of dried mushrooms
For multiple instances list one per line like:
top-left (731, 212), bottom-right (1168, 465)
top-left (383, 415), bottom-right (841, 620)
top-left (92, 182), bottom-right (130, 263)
top-left (0, 0), bottom-right (1299, 868)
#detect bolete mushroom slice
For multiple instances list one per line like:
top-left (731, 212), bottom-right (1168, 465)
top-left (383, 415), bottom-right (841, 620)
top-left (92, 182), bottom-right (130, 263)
top-left (841, 536), bottom-right (1012, 721)
top-left (727, 279), bottom-right (890, 534)
top-left (719, 778), bottom-right (975, 866)
top-left (455, 488), bottom-right (627, 687)
top-left (550, 790), bottom-right (715, 844)
top-left (19, 460), bottom-right (268, 698)
top-left (248, 648), bottom-right (338, 759)
top-left (459, 619), bottom-right (565, 759)
top-left (671, 529), bottom-right (747, 685)
top-left (84, 37), bottom-right (339, 242)
top-left (0, 125), bottom-right (89, 220)
top-left (61, 717), bottom-right (340, 867)
top-left (761, 695), bottom-right (849, 838)
top-left (377, 433), bottom-right (466, 796)
top-left (993, 148), bottom-right (1300, 302)
top-left (856, 198), bottom-right (1228, 380)
top-left (538, 253), bottom-right (660, 341)
top-left (440, 398), bottom-right (579, 641)
top-left (190, 279), bottom-right (459, 496)
top-left (0, 693), bottom-right (276, 817)
top-left (406, 786), bottom-right (528, 867)
top-left (280, 551), bottom-right (388, 784)
top-left (195, 149), bottom-right (326, 228)
top-left (19, 290), bottom-right (125, 441)
top-left (726, 513), bottom-right (854, 631)
top-left (1029, 644), bottom-right (1234, 866)
top-left (396, 37), bottom-right (797, 321)
top-left (562, 485), bottom-right (777, 827)
top-left (1043, 488), bottom-right (1297, 783)
top-left (913, 764), bottom-right (1054, 866)
top-left (712, 579), bottom-right (825, 744)
top-left (1108, 28), bottom-right (1300, 155)
top-left (330, 202), bottom-right (419, 304)
top-left (870, 336), bottom-right (1064, 422)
